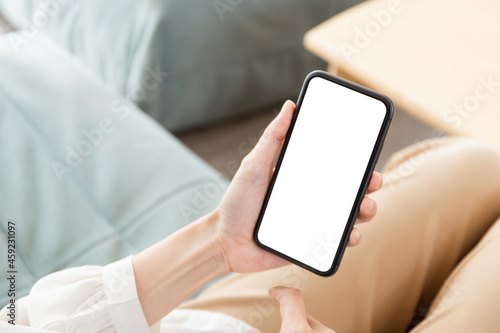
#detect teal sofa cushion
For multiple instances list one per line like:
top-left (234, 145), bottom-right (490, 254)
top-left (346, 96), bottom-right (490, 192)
top-left (0, 31), bottom-right (227, 307)
top-left (0, 0), bottom-right (363, 131)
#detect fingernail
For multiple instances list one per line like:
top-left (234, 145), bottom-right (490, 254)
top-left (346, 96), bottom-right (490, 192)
top-left (268, 287), bottom-right (280, 302)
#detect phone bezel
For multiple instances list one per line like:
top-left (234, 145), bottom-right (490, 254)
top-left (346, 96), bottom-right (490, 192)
top-left (253, 70), bottom-right (394, 277)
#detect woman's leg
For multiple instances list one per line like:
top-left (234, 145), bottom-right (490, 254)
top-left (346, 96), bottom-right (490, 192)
top-left (181, 137), bottom-right (500, 333)
top-left (410, 216), bottom-right (500, 332)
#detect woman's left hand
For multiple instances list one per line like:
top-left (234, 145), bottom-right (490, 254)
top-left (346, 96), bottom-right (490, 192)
top-left (213, 100), bottom-right (383, 273)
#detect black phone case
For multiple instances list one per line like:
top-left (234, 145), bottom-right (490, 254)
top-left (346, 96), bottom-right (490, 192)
top-left (253, 70), bottom-right (394, 277)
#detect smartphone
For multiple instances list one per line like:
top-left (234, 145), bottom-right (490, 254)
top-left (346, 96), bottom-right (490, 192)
top-left (254, 70), bottom-right (393, 276)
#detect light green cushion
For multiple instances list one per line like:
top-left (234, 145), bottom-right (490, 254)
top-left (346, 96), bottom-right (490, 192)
top-left (0, 0), bottom-right (363, 131)
top-left (0, 31), bottom-right (227, 307)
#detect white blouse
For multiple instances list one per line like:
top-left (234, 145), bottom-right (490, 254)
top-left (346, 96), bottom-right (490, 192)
top-left (0, 256), bottom-right (251, 333)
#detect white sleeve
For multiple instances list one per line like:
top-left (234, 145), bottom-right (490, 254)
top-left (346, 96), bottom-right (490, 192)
top-left (24, 256), bottom-right (151, 333)
top-left (0, 293), bottom-right (30, 326)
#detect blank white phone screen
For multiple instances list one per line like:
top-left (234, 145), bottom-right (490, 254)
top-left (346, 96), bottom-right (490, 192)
top-left (257, 76), bottom-right (387, 272)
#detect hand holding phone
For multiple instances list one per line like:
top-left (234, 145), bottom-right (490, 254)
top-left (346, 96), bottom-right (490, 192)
top-left (254, 71), bottom-right (393, 276)
top-left (214, 72), bottom-right (390, 276)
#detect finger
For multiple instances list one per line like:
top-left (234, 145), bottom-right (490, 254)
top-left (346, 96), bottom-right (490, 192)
top-left (269, 286), bottom-right (309, 330)
top-left (356, 196), bottom-right (377, 223)
top-left (249, 100), bottom-right (295, 167)
top-left (347, 227), bottom-right (361, 247)
top-left (365, 172), bottom-right (383, 194)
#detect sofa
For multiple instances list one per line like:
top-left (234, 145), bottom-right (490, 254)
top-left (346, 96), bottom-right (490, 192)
top-left (0, 0), bottom-right (363, 307)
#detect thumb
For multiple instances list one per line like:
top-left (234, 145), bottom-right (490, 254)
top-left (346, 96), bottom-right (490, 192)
top-left (247, 329), bottom-right (262, 333)
top-left (249, 100), bottom-right (295, 167)
top-left (270, 286), bottom-right (310, 331)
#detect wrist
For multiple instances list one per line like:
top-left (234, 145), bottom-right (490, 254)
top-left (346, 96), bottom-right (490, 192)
top-left (133, 211), bottom-right (231, 325)
top-left (205, 208), bottom-right (232, 276)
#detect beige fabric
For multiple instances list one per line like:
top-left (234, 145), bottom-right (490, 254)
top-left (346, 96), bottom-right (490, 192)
top-left (181, 137), bottom-right (500, 333)
top-left (303, 0), bottom-right (500, 152)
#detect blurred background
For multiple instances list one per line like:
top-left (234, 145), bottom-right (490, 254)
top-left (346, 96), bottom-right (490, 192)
top-left (2, 1), bottom-right (497, 326)
top-left (0, 1), bottom-right (437, 178)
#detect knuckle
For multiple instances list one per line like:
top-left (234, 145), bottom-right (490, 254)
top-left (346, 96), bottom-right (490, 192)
top-left (241, 153), bottom-right (253, 165)
top-left (241, 152), bottom-right (257, 168)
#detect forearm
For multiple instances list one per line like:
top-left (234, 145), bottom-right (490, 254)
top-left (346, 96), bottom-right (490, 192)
top-left (132, 210), bottom-right (228, 326)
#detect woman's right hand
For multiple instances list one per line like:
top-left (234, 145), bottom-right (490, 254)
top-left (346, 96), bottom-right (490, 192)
top-left (249, 286), bottom-right (336, 333)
